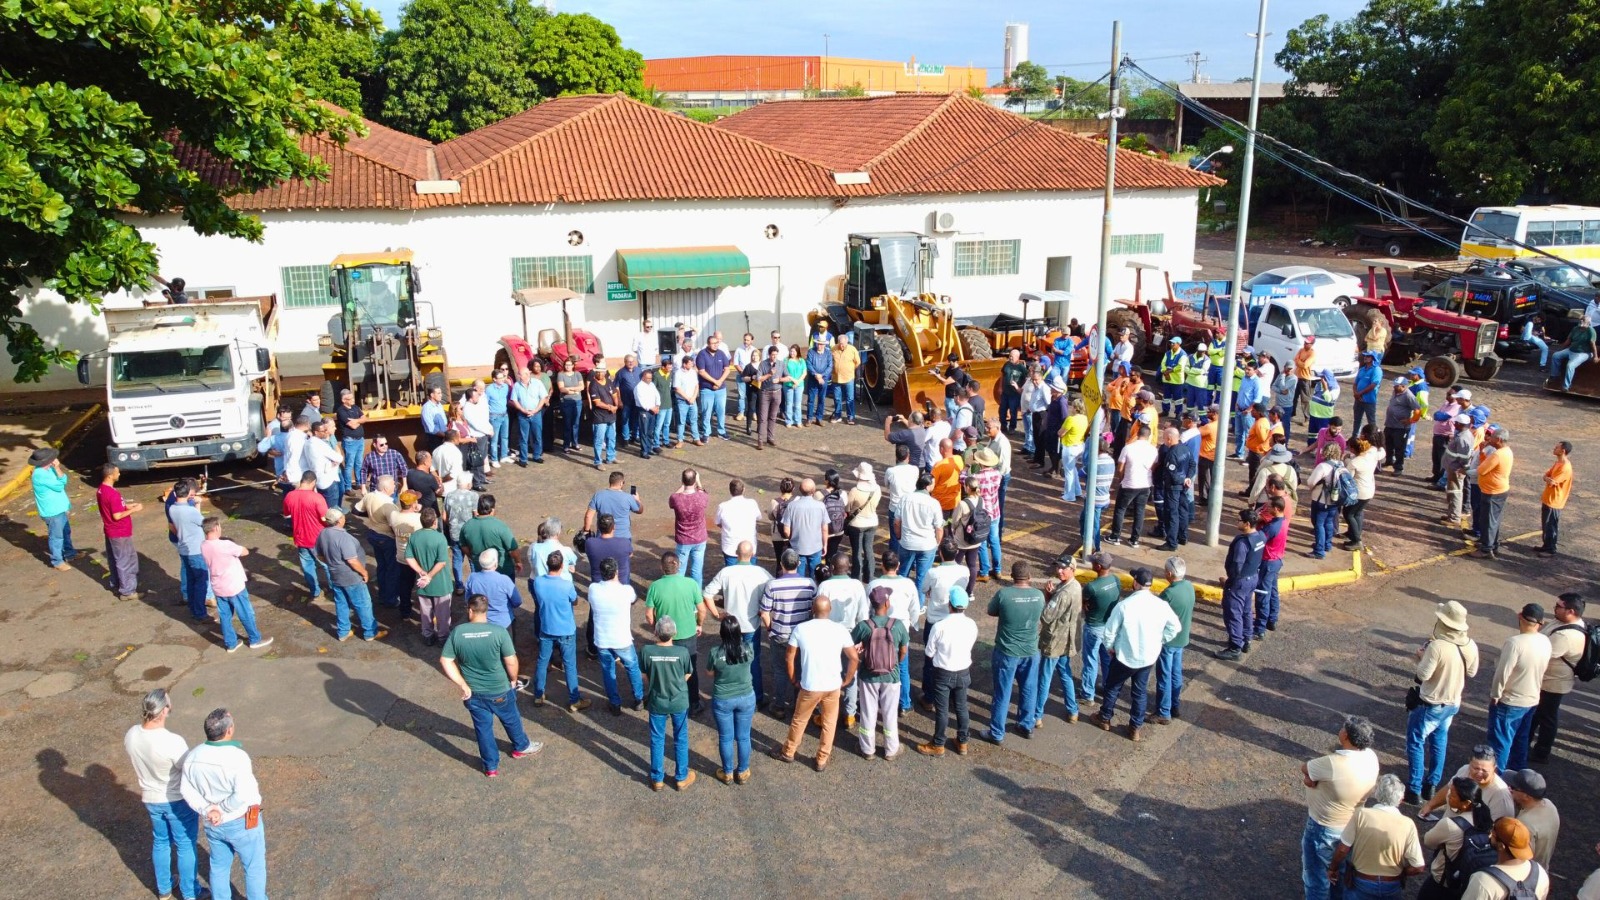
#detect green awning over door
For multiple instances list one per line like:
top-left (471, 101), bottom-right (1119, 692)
top-left (616, 246), bottom-right (751, 291)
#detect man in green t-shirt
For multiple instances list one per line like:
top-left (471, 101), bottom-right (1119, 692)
top-left (1080, 551), bottom-right (1124, 704)
top-left (645, 553), bottom-right (706, 716)
top-left (640, 616), bottom-right (694, 791)
top-left (1549, 312), bottom-right (1597, 391)
top-left (440, 595), bottom-right (541, 777)
top-left (405, 507), bottom-right (454, 646)
top-left (1155, 556), bottom-right (1196, 724)
top-left (985, 561), bottom-right (1045, 744)
top-left (460, 495), bottom-right (520, 579)
top-left (851, 586), bottom-right (909, 759)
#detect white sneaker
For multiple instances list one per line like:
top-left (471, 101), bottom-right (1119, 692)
top-left (249, 637), bottom-right (274, 650)
top-left (226, 642), bottom-right (242, 654)
top-left (489, 461), bottom-right (500, 470)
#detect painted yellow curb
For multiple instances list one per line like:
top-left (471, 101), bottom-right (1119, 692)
top-left (0, 404), bottom-right (103, 505)
top-left (1369, 530), bottom-right (1544, 577)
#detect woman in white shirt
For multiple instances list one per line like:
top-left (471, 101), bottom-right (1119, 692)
top-left (1342, 433), bottom-right (1382, 551)
top-left (1306, 443), bottom-right (1344, 559)
top-left (844, 462), bottom-right (882, 583)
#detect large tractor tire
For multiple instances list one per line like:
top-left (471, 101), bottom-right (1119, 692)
top-left (1461, 354), bottom-right (1503, 382)
top-left (1105, 309), bottom-right (1147, 368)
top-left (1423, 355), bottom-right (1463, 389)
top-left (319, 379), bottom-right (341, 411)
top-left (958, 327), bottom-right (994, 362)
top-left (863, 333), bottom-right (909, 399)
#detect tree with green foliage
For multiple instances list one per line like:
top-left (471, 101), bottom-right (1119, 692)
top-left (378, 0), bottom-right (538, 140)
top-left (525, 12), bottom-right (645, 99)
top-left (264, 0), bottom-right (384, 116)
top-left (0, 0), bottom-right (358, 381)
top-left (1429, 0), bottom-right (1600, 203)
top-left (835, 82), bottom-right (867, 98)
top-left (1005, 61), bottom-right (1054, 113)
top-left (1054, 75), bottom-right (1111, 117)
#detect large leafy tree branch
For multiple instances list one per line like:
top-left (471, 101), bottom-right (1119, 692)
top-left (0, 0), bottom-right (361, 381)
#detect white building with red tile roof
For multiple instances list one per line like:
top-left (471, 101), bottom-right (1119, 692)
top-left (6, 93), bottom-right (1217, 389)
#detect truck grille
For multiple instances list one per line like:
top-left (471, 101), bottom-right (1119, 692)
top-left (130, 410), bottom-right (224, 436)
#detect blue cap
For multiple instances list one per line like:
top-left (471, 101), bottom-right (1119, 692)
top-left (948, 585), bottom-right (970, 609)
top-left (1408, 366), bottom-right (1425, 377)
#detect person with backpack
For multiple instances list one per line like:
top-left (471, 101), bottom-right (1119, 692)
top-left (1418, 777), bottom-right (1496, 900)
top-left (1327, 774), bottom-right (1425, 897)
top-left (850, 586), bottom-right (909, 760)
top-left (1456, 818), bottom-right (1549, 900)
top-left (1307, 444), bottom-right (1347, 559)
top-left (1530, 592), bottom-right (1589, 763)
top-left (821, 469), bottom-right (849, 561)
top-left (1406, 601), bottom-right (1482, 805)
top-left (948, 477), bottom-right (988, 592)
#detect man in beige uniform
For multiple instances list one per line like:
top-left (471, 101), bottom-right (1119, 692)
top-left (1300, 715), bottom-right (1380, 900)
top-left (1327, 775), bottom-right (1424, 895)
top-left (1531, 592), bottom-right (1586, 763)
top-left (1460, 817), bottom-right (1549, 900)
top-left (1506, 769), bottom-right (1560, 871)
top-left (1405, 600), bottom-right (1481, 804)
top-left (1421, 743), bottom-right (1516, 822)
top-left (1487, 602), bottom-right (1552, 771)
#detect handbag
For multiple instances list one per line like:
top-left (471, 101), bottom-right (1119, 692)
top-left (573, 529), bottom-right (592, 554)
top-left (1405, 684), bottom-right (1423, 711)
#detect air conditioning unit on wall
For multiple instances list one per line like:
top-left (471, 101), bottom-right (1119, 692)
top-left (930, 210), bottom-right (958, 233)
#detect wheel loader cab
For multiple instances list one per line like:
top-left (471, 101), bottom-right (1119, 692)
top-left (320, 249), bottom-right (448, 416)
top-left (846, 233), bottom-right (933, 310)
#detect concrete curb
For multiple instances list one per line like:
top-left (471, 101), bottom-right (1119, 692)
top-left (1065, 549), bottom-right (1362, 606)
top-left (0, 404), bottom-right (102, 505)
top-left (1366, 530), bottom-right (1543, 576)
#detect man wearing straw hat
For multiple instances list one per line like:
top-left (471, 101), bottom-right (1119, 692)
top-left (1403, 600), bottom-right (1480, 805)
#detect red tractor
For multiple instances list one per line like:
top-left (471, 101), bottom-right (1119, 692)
top-left (1105, 261), bottom-right (1246, 364)
top-left (498, 287), bottom-right (603, 375)
top-left (1337, 259), bottom-right (1502, 387)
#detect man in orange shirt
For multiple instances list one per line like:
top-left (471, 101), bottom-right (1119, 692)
top-left (1537, 440), bottom-right (1572, 557)
top-left (1292, 337), bottom-right (1316, 421)
top-left (1196, 404), bottom-right (1220, 504)
top-left (1473, 426), bottom-right (1513, 559)
top-left (1244, 402), bottom-right (1273, 490)
top-left (929, 438), bottom-right (966, 515)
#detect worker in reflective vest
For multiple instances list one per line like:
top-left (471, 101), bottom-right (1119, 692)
top-left (1206, 332), bottom-right (1229, 406)
top-left (1307, 369), bottom-right (1340, 440)
top-left (1405, 366), bottom-right (1429, 459)
top-left (1159, 337), bottom-right (1189, 418)
top-left (1185, 344), bottom-right (1211, 417)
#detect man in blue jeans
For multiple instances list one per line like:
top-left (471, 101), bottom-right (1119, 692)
top-left (804, 336), bottom-right (833, 424)
top-left (31, 447), bottom-right (79, 570)
top-left (589, 558), bottom-right (645, 712)
top-left (333, 389), bottom-right (367, 493)
top-left (313, 508), bottom-right (387, 642)
top-left (696, 333), bottom-right (733, 441)
top-left (1078, 553), bottom-right (1122, 703)
top-left (533, 554), bottom-right (591, 712)
top-left (1094, 566), bottom-right (1179, 742)
top-left (124, 689), bottom-right (200, 900)
top-left (780, 477), bottom-right (829, 578)
top-left (588, 366), bottom-right (620, 467)
top-left (1403, 600), bottom-right (1478, 804)
top-left (641, 615), bottom-right (695, 791)
top-left (179, 708), bottom-right (270, 900)
top-left (511, 362), bottom-right (549, 465)
top-left (441, 595), bottom-right (543, 777)
top-left (167, 480), bottom-right (212, 622)
top-left (1154, 557), bottom-right (1195, 723)
top-left (985, 562), bottom-right (1045, 743)
top-left (1547, 312), bottom-right (1596, 390)
top-left (1486, 602), bottom-right (1551, 771)
top-left (1299, 716), bottom-right (1379, 900)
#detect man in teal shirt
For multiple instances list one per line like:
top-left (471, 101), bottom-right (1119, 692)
top-left (30, 447), bottom-right (77, 569)
top-left (1154, 556), bottom-right (1196, 723)
top-left (645, 552), bottom-right (705, 716)
top-left (1080, 552), bottom-right (1123, 704)
top-left (441, 595), bottom-right (540, 777)
top-left (986, 561), bottom-right (1045, 744)
top-left (640, 616), bottom-right (694, 791)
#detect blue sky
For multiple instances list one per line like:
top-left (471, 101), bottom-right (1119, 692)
top-left (366, 0), bottom-right (1369, 83)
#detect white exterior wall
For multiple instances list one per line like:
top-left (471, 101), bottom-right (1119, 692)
top-left (3, 188), bottom-right (1199, 391)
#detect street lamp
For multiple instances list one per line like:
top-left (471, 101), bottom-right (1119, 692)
top-left (1193, 145), bottom-right (1235, 170)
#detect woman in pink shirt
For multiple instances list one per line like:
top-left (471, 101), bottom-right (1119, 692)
top-left (200, 517), bottom-right (272, 652)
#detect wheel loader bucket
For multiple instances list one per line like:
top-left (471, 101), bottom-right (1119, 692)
top-left (1546, 364), bottom-right (1600, 399)
top-left (896, 359), bottom-right (1008, 417)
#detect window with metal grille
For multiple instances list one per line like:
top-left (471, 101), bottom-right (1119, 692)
top-left (280, 265), bottom-right (332, 309)
top-left (952, 240), bottom-right (1020, 277)
top-left (1109, 233), bottom-right (1165, 255)
top-left (511, 255), bottom-right (595, 293)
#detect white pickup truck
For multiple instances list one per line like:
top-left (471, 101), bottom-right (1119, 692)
top-left (78, 296), bottom-right (281, 470)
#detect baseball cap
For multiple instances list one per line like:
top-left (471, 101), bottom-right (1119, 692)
top-left (1408, 365), bottom-right (1425, 377)
top-left (947, 585), bottom-right (970, 609)
top-left (1454, 388), bottom-right (1472, 400)
top-left (1056, 553), bottom-right (1080, 570)
top-left (870, 585), bottom-right (894, 607)
top-left (1130, 566), bottom-right (1153, 586)
top-left (1168, 336), bottom-right (1181, 344)
top-left (1453, 413), bottom-right (1471, 425)
top-left (1520, 603), bottom-right (1547, 624)
top-left (1504, 769), bottom-right (1547, 800)
top-left (1393, 376), bottom-right (1408, 385)
top-left (1087, 551), bottom-right (1114, 569)
top-left (1361, 349), bottom-right (1380, 359)
top-left (1492, 818), bottom-right (1534, 861)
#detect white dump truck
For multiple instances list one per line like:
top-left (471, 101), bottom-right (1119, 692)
top-left (77, 296), bottom-right (281, 470)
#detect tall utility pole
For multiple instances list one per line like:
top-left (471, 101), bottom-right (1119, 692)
top-left (1204, 0), bottom-right (1270, 545)
top-left (1184, 50), bottom-right (1208, 82)
top-left (1081, 20), bottom-right (1122, 557)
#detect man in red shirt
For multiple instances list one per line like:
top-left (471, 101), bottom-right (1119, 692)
top-left (282, 471), bottom-right (330, 598)
top-left (1252, 494), bottom-right (1289, 641)
top-left (97, 463), bottom-right (142, 600)
top-left (667, 468), bottom-right (709, 588)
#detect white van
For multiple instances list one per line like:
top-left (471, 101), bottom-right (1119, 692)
top-left (1250, 297), bottom-right (1359, 378)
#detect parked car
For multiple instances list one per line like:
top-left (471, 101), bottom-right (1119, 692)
top-left (1242, 266), bottom-right (1366, 305)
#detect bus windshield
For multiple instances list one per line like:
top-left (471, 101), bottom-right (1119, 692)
top-left (1294, 307), bottom-right (1355, 339)
top-left (1465, 210), bottom-right (1519, 244)
top-left (112, 346), bottom-right (234, 398)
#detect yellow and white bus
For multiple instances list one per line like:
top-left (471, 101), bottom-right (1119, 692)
top-left (1461, 204), bottom-right (1600, 263)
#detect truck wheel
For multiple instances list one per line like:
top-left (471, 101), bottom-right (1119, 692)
top-left (1105, 309), bottom-right (1147, 368)
top-left (320, 379), bottom-right (340, 411)
top-left (1384, 239), bottom-right (1406, 258)
top-left (1424, 355), bottom-right (1463, 389)
top-left (958, 327), bottom-right (994, 362)
top-left (1461, 355), bottom-right (1503, 382)
top-left (865, 333), bottom-right (908, 397)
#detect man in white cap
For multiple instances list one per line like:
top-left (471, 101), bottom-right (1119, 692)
top-left (1441, 412), bottom-right (1477, 528)
top-left (1383, 376), bottom-right (1421, 475)
top-left (1430, 387), bottom-right (1471, 487)
top-left (916, 584), bottom-right (978, 757)
top-left (1403, 600), bottom-right (1480, 805)
top-left (1158, 336), bottom-right (1189, 418)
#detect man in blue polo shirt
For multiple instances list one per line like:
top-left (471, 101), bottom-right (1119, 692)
top-left (615, 353), bottom-right (643, 446)
top-left (695, 333), bottom-right (732, 441)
